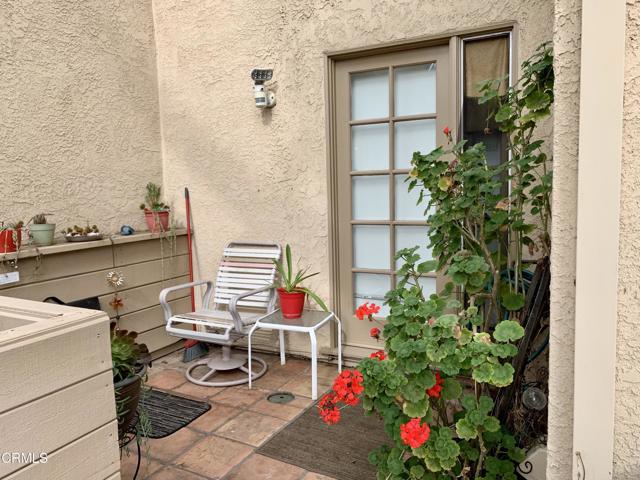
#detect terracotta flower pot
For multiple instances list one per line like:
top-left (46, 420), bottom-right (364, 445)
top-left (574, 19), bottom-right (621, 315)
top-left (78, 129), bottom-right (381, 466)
top-left (0, 229), bottom-right (21, 253)
top-left (144, 210), bottom-right (170, 233)
top-left (278, 288), bottom-right (306, 319)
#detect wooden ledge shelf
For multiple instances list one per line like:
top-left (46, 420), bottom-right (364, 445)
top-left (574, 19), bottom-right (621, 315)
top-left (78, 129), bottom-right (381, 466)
top-left (0, 228), bottom-right (188, 261)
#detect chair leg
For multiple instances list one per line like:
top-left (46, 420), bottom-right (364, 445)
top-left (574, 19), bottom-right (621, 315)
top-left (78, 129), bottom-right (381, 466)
top-left (185, 346), bottom-right (268, 387)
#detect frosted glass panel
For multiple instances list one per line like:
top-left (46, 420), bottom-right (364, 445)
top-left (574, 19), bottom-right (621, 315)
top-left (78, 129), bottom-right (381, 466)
top-left (354, 273), bottom-right (390, 317)
top-left (351, 70), bottom-right (389, 120)
top-left (352, 176), bottom-right (389, 220)
top-left (395, 174), bottom-right (430, 220)
top-left (418, 277), bottom-right (437, 297)
top-left (353, 225), bottom-right (390, 269)
top-left (394, 119), bottom-right (436, 169)
top-left (395, 63), bottom-right (437, 116)
top-left (395, 226), bottom-right (432, 268)
top-left (351, 124), bottom-right (389, 171)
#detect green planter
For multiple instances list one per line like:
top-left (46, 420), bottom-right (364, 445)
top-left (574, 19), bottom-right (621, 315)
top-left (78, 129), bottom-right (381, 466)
top-left (29, 224), bottom-right (56, 246)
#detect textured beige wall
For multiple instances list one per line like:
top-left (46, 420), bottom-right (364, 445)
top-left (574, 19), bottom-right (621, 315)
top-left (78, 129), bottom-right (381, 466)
top-left (614, 1), bottom-right (640, 477)
top-left (151, 0), bottom-right (553, 310)
top-left (0, 0), bottom-right (163, 234)
top-left (547, 0), bottom-right (581, 477)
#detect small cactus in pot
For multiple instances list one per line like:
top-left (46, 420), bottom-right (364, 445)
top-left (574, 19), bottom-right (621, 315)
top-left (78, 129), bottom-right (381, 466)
top-left (140, 182), bottom-right (170, 233)
top-left (28, 213), bottom-right (56, 246)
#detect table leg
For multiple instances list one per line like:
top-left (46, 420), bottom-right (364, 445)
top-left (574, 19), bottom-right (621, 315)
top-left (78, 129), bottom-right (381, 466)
top-left (310, 329), bottom-right (318, 400)
top-left (279, 330), bottom-right (286, 365)
top-left (334, 314), bottom-right (342, 373)
top-left (248, 324), bottom-right (257, 389)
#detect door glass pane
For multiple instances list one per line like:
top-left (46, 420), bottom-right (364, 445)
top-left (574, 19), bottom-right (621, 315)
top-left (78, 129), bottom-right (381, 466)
top-left (395, 226), bottom-right (432, 268)
top-left (352, 175), bottom-right (389, 220)
top-left (394, 119), bottom-right (436, 169)
top-left (353, 225), bottom-right (390, 269)
top-left (394, 63), bottom-right (436, 116)
top-left (395, 174), bottom-right (430, 220)
top-left (351, 70), bottom-right (389, 120)
top-left (351, 124), bottom-right (389, 171)
top-left (354, 273), bottom-right (390, 317)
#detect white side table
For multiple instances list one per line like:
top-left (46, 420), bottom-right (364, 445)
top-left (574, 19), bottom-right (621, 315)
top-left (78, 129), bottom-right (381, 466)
top-left (247, 309), bottom-right (342, 400)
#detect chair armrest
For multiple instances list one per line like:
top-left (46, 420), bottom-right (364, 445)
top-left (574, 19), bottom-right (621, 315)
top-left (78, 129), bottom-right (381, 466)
top-left (228, 286), bottom-right (275, 331)
top-left (159, 280), bottom-right (213, 321)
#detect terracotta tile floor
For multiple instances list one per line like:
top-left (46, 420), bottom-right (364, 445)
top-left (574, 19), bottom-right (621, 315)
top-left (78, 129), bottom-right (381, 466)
top-left (120, 350), bottom-right (339, 480)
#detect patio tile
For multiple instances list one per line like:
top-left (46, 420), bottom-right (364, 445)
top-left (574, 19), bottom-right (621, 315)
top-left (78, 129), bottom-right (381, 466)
top-left (147, 427), bottom-right (203, 462)
top-left (120, 452), bottom-right (162, 479)
top-left (303, 473), bottom-right (337, 480)
top-left (225, 453), bottom-right (305, 480)
top-left (216, 411), bottom-right (287, 446)
top-left (172, 380), bottom-right (221, 400)
top-left (188, 402), bottom-right (241, 433)
top-left (249, 398), bottom-right (304, 421)
top-left (213, 386), bottom-right (270, 408)
top-left (149, 466), bottom-right (208, 479)
top-left (269, 358), bottom-right (312, 375)
top-left (251, 370), bottom-right (296, 390)
top-left (146, 368), bottom-right (186, 390)
top-left (280, 376), bottom-right (332, 399)
top-left (315, 364), bottom-right (341, 381)
top-left (175, 436), bottom-right (253, 478)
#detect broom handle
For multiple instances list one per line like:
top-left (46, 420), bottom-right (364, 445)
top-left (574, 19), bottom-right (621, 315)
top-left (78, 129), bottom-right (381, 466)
top-left (185, 188), bottom-right (196, 314)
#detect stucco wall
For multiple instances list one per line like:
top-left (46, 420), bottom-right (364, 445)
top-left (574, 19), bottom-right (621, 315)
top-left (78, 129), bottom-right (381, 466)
top-left (614, 1), bottom-right (640, 477)
top-left (547, 0), bottom-right (581, 477)
top-left (0, 0), bottom-right (162, 234)
top-left (151, 0), bottom-right (553, 352)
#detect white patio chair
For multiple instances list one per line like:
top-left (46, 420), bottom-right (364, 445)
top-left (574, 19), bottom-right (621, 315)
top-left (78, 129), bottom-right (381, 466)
top-left (159, 241), bottom-right (281, 387)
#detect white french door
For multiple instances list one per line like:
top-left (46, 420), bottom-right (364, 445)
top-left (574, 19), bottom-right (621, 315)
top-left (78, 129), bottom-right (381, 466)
top-left (333, 45), bottom-right (451, 356)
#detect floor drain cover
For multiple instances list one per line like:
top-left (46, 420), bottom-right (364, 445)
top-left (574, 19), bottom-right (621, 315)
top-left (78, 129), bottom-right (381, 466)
top-left (267, 392), bottom-right (295, 404)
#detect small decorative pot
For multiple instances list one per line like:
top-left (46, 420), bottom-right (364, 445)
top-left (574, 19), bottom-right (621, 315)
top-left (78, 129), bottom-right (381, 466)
top-left (278, 288), bottom-right (306, 319)
top-left (114, 364), bottom-right (147, 440)
top-left (144, 210), bottom-right (170, 233)
top-left (29, 223), bottom-right (56, 246)
top-left (0, 229), bottom-right (21, 253)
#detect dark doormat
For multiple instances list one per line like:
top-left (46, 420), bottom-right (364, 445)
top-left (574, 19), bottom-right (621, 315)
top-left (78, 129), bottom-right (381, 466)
top-left (140, 388), bottom-right (211, 439)
top-left (257, 399), bottom-right (389, 480)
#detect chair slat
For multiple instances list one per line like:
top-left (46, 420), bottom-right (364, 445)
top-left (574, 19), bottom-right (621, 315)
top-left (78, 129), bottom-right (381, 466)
top-left (219, 266), bottom-right (276, 274)
top-left (215, 288), bottom-right (270, 298)
top-left (217, 272), bottom-right (274, 281)
top-left (215, 298), bottom-right (270, 308)
top-left (224, 247), bottom-right (280, 255)
top-left (220, 261), bottom-right (274, 268)
top-left (223, 251), bottom-right (281, 259)
top-left (216, 281), bottom-right (270, 289)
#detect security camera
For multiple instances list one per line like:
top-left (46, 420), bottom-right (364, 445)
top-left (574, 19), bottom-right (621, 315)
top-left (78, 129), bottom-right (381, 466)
top-left (251, 68), bottom-right (276, 108)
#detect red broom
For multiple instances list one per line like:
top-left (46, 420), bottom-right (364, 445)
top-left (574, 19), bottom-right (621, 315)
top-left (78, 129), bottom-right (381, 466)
top-left (183, 187), bottom-right (208, 362)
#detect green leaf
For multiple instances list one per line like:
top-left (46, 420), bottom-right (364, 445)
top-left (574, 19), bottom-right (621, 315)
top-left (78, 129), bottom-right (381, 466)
top-left (483, 416), bottom-right (501, 432)
top-left (435, 314), bottom-right (458, 329)
top-left (417, 260), bottom-right (438, 273)
top-left (501, 292), bottom-right (525, 311)
top-left (472, 362), bottom-right (494, 383)
top-left (403, 397), bottom-right (430, 417)
top-left (490, 363), bottom-right (515, 387)
top-left (441, 378), bottom-right (462, 400)
top-left (456, 418), bottom-right (478, 440)
top-left (409, 465), bottom-right (425, 479)
top-left (493, 320), bottom-right (525, 342)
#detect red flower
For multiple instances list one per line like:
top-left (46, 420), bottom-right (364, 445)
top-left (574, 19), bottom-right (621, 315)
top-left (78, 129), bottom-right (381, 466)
top-left (332, 369), bottom-right (364, 405)
top-left (400, 418), bottom-right (431, 449)
top-left (426, 372), bottom-right (444, 398)
top-left (318, 393), bottom-right (341, 424)
top-left (443, 126), bottom-right (451, 136)
top-left (355, 302), bottom-right (381, 320)
top-left (370, 350), bottom-right (386, 361)
top-left (370, 327), bottom-right (381, 339)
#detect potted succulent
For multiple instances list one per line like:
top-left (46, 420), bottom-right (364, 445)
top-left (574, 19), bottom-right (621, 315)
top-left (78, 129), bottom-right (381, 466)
top-left (273, 244), bottom-right (328, 319)
top-left (140, 182), bottom-right (170, 233)
top-left (0, 221), bottom-right (24, 253)
top-left (111, 322), bottom-right (151, 440)
top-left (28, 213), bottom-right (56, 246)
top-left (62, 223), bottom-right (102, 242)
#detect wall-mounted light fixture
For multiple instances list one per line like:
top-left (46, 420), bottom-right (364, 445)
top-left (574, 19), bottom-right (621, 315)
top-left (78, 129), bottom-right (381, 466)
top-left (251, 68), bottom-right (276, 108)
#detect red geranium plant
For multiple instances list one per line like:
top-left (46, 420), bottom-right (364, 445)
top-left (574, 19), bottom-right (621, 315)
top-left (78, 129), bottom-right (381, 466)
top-left (318, 44), bottom-right (553, 479)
